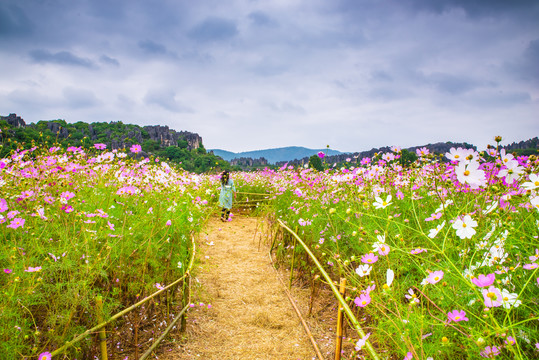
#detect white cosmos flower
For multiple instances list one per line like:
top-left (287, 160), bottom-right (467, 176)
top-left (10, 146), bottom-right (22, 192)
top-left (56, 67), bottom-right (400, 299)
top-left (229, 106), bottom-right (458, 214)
top-left (501, 289), bottom-right (521, 309)
top-left (452, 215), bottom-right (478, 239)
top-left (497, 159), bottom-right (524, 184)
top-left (386, 269), bottom-right (395, 287)
top-left (355, 264), bottom-right (373, 277)
top-left (455, 160), bottom-right (486, 189)
top-left (521, 173), bottom-right (539, 190)
top-left (373, 195), bottom-right (392, 209)
top-left (530, 196), bottom-right (539, 212)
top-left (428, 221), bottom-right (446, 239)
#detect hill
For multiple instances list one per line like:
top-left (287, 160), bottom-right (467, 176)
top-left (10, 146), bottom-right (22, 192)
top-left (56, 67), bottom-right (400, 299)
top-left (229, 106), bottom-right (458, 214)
top-left (210, 146), bottom-right (342, 164)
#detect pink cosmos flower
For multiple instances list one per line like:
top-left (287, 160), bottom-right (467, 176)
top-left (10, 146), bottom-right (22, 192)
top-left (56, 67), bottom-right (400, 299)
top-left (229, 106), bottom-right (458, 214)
top-left (4, 269), bottom-right (12, 274)
top-left (60, 191), bottom-right (75, 201)
top-left (505, 336), bottom-right (516, 346)
top-left (411, 248), bottom-right (427, 254)
top-left (155, 283), bottom-right (164, 290)
top-left (480, 345), bottom-right (500, 358)
top-left (416, 147), bottom-right (429, 157)
top-left (25, 266), bottom-right (42, 273)
top-left (38, 352), bottom-right (52, 360)
top-left (7, 218), bottom-right (25, 229)
top-left (472, 273), bottom-right (495, 287)
top-left (427, 270), bottom-right (444, 284)
top-left (0, 198), bottom-right (7, 212)
top-left (404, 351), bottom-right (413, 360)
top-left (94, 143), bottom-right (107, 150)
top-left (166, 220), bottom-right (172, 226)
top-left (361, 253), bottom-right (378, 264)
top-left (354, 293), bottom-right (371, 307)
top-left (317, 151), bottom-right (325, 159)
top-left (447, 310), bottom-right (468, 322)
top-left (482, 286), bottom-right (503, 308)
top-left (130, 144), bottom-right (142, 153)
top-left (378, 244), bottom-right (390, 256)
top-left (523, 263), bottom-right (538, 270)
top-left (62, 205), bottom-right (74, 213)
top-left (107, 221), bottom-right (115, 231)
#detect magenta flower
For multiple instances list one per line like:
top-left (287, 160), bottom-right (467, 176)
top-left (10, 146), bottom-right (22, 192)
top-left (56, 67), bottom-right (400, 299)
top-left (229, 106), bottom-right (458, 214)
top-left (480, 345), bottom-right (500, 358)
top-left (4, 269), bottom-right (12, 274)
top-left (130, 144), bottom-right (142, 153)
top-left (62, 205), bottom-right (74, 213)
top-left (505, 336), bottom-right (516, 346)
top-left (523, 263), bottom-right (538, 270)
top-left (7, 218), bottom-right (25, 229)
top-left (60, 191), bottom-right (75, 200)
top-left (0, 198), bottom-right (7, 212)
top-left (472, 273), bottom-right (495, 287)
top-left (482, 286), bottom-right (503, 308)
top-left (317, 151), bottom-right (325, 159)
top-left (354, 293), bottom-right (371, 307)
top-left (38, 352), bottom-right (52, 360)
top-left (447, 310), bottom-right (468, 322)
top-left (94, 143), bottom-right (107, 150)
top-left (166, 220), bottom-right (172, 226)
top-left (361, 253), bottom-right (379, 264)
top-left (427, 270), bottom-right (444, 284)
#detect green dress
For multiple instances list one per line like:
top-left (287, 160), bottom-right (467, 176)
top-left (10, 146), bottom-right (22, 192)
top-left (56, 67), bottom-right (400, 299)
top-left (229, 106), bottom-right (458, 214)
top-left (219, 179), bottom-right (236, 210)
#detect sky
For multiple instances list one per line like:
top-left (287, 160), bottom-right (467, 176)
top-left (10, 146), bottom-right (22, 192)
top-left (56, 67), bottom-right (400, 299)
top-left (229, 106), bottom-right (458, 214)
top-left (1, 0), bottom-right (538, 153)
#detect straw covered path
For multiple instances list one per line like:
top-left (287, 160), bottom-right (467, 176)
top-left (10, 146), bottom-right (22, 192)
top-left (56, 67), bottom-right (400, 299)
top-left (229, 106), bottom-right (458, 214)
top-left (164, 214), bottom-right (319, 359)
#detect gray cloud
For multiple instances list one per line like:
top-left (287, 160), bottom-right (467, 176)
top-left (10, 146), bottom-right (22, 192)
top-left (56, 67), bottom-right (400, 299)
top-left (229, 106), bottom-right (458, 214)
top-left (100, 55), bottom-right (120, 66)
top-left (187, 17), bottom-right (238, 42)
top-left (138, 40), bottom-right (168, 55)
top-left (248, 11), bottom-right (278, 27)
top-left (29, 49), bottom-right (95, 68)
top-left (144, 89), bottom-right (194, 113)
top-left (0, 4), bottom-right (32, 37)
top-left (63, 88), bottom-right (100, 109)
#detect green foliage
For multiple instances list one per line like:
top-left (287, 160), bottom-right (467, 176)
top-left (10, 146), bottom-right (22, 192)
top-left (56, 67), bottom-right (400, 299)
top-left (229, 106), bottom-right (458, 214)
top-left (308, 154), bottom-right (324, 171)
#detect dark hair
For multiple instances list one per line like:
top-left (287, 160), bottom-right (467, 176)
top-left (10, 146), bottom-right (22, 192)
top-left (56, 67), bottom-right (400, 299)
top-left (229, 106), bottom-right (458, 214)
top-left (220, 171), bottom-right (230, 185)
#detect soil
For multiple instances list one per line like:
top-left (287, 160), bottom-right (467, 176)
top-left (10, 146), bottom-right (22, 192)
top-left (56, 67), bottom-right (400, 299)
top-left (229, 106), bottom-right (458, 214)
top-left (158, 214), bottom-right (332, 360)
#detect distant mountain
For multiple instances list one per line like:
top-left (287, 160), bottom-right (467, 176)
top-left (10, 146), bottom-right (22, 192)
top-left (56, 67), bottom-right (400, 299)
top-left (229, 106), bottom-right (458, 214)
top-left (210, 146), bottom-right (343, 164)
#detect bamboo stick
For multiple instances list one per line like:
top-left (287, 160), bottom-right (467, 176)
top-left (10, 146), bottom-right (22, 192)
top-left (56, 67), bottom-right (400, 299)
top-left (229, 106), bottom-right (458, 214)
top-left (277, 219), bottom-right (380, 360)
top-left (335, 278), bottom-right (346, 360)
top-left (288, 234), bottom-right (297, 289)
top-left (95, 296), bottom-right (109, 360)
top-left (139, 303), bottom-right (190, 360)
top-left (49, 235), bottom-right (197, 358)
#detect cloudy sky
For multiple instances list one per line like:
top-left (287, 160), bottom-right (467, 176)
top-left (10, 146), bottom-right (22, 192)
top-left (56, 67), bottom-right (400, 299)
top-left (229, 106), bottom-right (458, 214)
top-left (1, 0), bottom-right (538, 153)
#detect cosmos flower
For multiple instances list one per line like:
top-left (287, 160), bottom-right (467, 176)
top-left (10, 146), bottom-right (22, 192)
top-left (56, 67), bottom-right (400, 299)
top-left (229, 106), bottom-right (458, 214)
top-left (482, 286), bottom-right (503, 308)
top-left (354, 293), bottom-right (371, 307)
top-left (373, 195), bottom-right (392, 209)
top-left (355, 264), bottom-right (372, 277)
top-left (472, 273), bottom-right (495, 287)
top-left (480, 346), bottom-right (500, 358)
top-left (38, 352), bottom-right (52, 360)
top-left (521, 173), bottom-right (539, 190)
top-left (361, 253), bottom-right (378, 264)
top-left (500, 289), bottom-right (521, 309)
top-left (411, 248), bottom-right (427, 254)
top-left (447, 310), bottom-right (469, 322)
top-left (428, 221), bottom-right (446, 239)
top-left (7, 218), bottom-right (25, 229)
top-left (454, 160), bottom-right (486, 189)
top-left (94, 143), bottom-right (107, 150)
top-left (452, 215), bottom-right (477, 239)
top-left (130, 144), bottom-right (142, 153)
top-left (426, 270), bottom-right (444, 284)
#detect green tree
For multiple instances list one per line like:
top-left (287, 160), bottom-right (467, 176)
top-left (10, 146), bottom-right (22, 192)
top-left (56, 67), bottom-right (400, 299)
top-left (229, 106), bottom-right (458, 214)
top-left (308, 154), bottom-right (324, 171)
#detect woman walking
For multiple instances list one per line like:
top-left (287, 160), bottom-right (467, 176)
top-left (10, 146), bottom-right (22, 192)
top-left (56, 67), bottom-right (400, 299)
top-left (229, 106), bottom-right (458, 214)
top-left (218, 170), bottom-right (236, 221)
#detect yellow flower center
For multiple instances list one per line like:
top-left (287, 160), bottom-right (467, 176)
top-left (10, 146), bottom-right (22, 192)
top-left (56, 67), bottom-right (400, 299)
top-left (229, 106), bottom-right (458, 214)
top-left (487, 292), bottom-right (496, 299)
top-left (434, 276), bottom-right (440, 281)
top-left (464, 170), bottom-right (470, 176)
top-left (462, 223), bottom-right (467, 228)
top-left (535, 181), bottom-right (539, 186)
top-left (455, 316), bottom-right (461, 320)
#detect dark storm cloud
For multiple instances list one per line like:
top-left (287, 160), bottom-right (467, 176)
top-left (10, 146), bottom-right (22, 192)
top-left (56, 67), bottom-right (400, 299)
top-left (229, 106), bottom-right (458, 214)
top-left (187, 17), bottom-right (238, 42)
top-left (522, 39), bottom-right (539, 84)
top-left (29, 49), bottom-right (95, 68)
top-left (0, 4), bottom-right (32, 37)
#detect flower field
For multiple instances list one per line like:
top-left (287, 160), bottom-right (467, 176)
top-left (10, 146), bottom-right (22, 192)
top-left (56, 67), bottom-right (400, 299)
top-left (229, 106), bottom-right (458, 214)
top-left (258, 147), bottom-right (539, 359)
top-left (0, 145), bottom-right (213, 359)
top-left (2, 141), bottom-right (538, 359)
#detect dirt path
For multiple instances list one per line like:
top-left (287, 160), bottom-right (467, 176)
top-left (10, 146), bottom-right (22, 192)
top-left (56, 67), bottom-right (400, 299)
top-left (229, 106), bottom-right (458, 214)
top-left (165, 215), bottom-right (318, 360)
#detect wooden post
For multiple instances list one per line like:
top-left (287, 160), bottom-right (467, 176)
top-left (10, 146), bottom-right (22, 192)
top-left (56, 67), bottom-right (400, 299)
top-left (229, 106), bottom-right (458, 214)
top-left (334, 278), bottom-right (346, 360)
top-left (288, 234), bottom-right (297, 289)
top-left (95, 296), bottom-right (109, 360)
top-left (181, 277), bottom-right (189, 331)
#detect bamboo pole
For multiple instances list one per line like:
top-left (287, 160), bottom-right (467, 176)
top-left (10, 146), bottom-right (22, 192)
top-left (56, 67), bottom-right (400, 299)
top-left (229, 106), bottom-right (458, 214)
top-left (139, 303), bottom-right (190, 360)
top-left (49, 235), bottom-right (197, 358)
top-left (277, 219), bottom-right (380, 360)
top-left (95, 296), bottom-right (109, 360)
top-left (288, 233), bottom-right (297, 289)
top-left (335, 278), bottom-right (346, 360)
